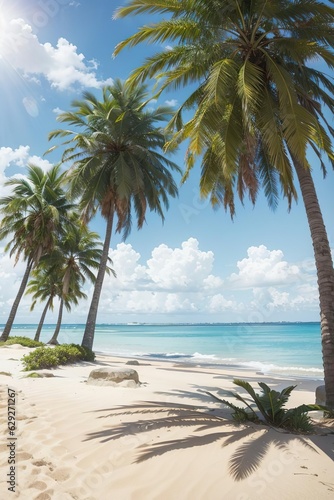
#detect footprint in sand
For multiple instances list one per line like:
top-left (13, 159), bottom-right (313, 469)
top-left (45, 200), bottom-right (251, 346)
top-left (16, 451), bottom-right (33, 461)
top-left (17, 415), bottom-right (31, 421)
top-left (32, 459), bottom-right (51, 467)
top-left (28, 480), bottom-right (47, 491)
top-left (32, 459), bottom-right (55, 472)
top-left (46, 467), bottom-right (71, 482)
top-left (34, 490), bottom-right (54, 500)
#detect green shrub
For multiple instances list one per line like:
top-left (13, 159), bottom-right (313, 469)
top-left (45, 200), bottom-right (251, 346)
top-left (22, 347), bottom-right (60, 370)
top-left (207, 379), bottom-right (331, 433)
top-left (55, 345), bottom-right (78, 364)
top-left (22, 344), bottom-right (95, 371)
top-left (0, 336), bottom-right (44, 348)
top-left (71, 344), bottom-right (96, 362)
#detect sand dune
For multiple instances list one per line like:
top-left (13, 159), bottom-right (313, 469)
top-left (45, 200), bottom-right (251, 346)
top-left (0, 346), bottom-right (333, 499)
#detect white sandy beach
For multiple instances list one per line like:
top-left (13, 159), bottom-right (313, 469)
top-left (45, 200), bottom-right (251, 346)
top-left (0, 345), bottom-right (334, 500)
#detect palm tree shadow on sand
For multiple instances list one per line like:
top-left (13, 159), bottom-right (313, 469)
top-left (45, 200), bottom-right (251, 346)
top-left (82, 397), bottom-right (329, 481)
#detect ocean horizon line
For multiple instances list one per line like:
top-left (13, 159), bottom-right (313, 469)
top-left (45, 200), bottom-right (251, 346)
top-left (5, 320), bottom-right (321, 327)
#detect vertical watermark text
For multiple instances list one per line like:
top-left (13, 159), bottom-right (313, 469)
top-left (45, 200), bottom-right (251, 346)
top-left (6, 388), bottom-right (17, 493)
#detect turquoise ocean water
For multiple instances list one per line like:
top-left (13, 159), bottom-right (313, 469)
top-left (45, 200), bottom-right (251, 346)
top-left (5, 322), bottom-right (324, 380)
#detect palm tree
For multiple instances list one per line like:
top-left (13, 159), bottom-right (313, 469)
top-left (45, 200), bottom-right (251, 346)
top-left (26, 218), bottom-right (112, 343)
top-left (47, 79), bottom-right (180, 350)
top-left (26, 268), bottom-right (62, 342)
top-left (47, 282), bottom-right (87, 345)
top-left (0, 164), bottom-right (73, 341)
top-left (114, 0), bottom-right (334, 406)
top-left (45, 217), bottom-right (115, 344)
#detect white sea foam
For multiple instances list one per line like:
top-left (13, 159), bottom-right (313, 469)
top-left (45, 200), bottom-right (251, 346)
top-left (233, 360), bottom-right (323, 378)
top-left (164, 352), bottom-right (187, 357)
top-left (192, 352), bottom-right (218, 360)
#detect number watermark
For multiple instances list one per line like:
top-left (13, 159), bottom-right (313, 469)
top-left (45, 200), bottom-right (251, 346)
top-left (6, 388), bottom-right (17, 493)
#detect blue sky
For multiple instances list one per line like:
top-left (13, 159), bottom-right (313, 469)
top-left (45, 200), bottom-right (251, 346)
top-left (0, 0), bottom-right (333, 324)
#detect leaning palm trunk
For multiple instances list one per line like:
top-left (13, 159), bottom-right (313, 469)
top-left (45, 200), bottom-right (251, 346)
top-left (81, 213), bottom-right (114, 351)
top-left (294, 160), bottom-right (334, 407)
top-left (34, 297), bottom-right (52, 342)
top-left (0, 260), bottom-right (33, 342)
top-left (47, 298), bottom-right (64, 345)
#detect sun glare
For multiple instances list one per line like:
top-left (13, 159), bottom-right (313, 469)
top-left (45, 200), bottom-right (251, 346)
top-left (0, 1), bottom-right (27, 57)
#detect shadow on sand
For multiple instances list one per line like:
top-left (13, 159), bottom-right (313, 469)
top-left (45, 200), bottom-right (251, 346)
top-left (82, 388), bottom-right (334, 482)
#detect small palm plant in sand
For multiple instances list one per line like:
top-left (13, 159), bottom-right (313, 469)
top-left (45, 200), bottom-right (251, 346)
top-left (207, 379), bottom-right (332, 433)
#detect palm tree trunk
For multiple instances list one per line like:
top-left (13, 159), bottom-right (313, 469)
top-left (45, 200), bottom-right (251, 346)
top-left (294, 160), bottom-right (334, 407)
top-left (81, 212), bottom-right (114, 351)
top-left (34, 298), bottom-right (52, 342)
top-left (47, 298), bottom-right (64, 345)
top-left (0, 260), bottom-right (33, 342)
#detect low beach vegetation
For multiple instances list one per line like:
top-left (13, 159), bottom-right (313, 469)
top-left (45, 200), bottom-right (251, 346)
top-left (22, 344), bottom-right (95, 371)
top-left (207, 379), bottom-right (332, 433)
top-left (0, 336), bottom-right (44, 348)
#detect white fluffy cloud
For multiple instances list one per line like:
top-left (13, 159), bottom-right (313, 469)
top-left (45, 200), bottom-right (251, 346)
top-left (0, 239), bottom-right (320, 323)
top-left (0, 146), bottom-right (53, 196)
top-left (250, 284), bottom-right (319, 317)
top-left (146, 238), bottom-right (220, 290)
top-left (108, 243), bottom-right (147, 288)
top-left (94, 238), bottom-right (228, 318)
top-left (0, 249), bottom-right (31, 321)
top-left (165, 99), bottom-right (178, 107)
top-left (107, 238), bottom-right (223, 292)
top-left (229, 245), bottom-right (300, 288)
top-left (95, 240), bottom-right (318, 320)
top-left (0, 18), bottom-right (112, 90)
top-left (0, 145), bottom-right (30, 169)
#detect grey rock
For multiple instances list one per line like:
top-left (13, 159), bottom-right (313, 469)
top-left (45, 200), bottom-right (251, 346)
top-left (315, 385), bottom-right (326, 405)
top-left (87, 367), bottom-right (140, 387)
top-left (126, 360), bottom-right (140, 365)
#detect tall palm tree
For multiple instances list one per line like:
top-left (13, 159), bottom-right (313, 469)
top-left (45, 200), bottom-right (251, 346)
top-left (47, 282), bottom-right (87, 345)
top-left (0, 164), bottom-right (73, 342)
top-left (47, 79), bottom-right (180, 350)
top-left (114, 0), bottom-right (334, 406)
top-left (26, 218), bottom-right (112, 343)
top-left (26, 268), bottom-right (62, 342)
top-left (45, 217), bottom-right (115, 344)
